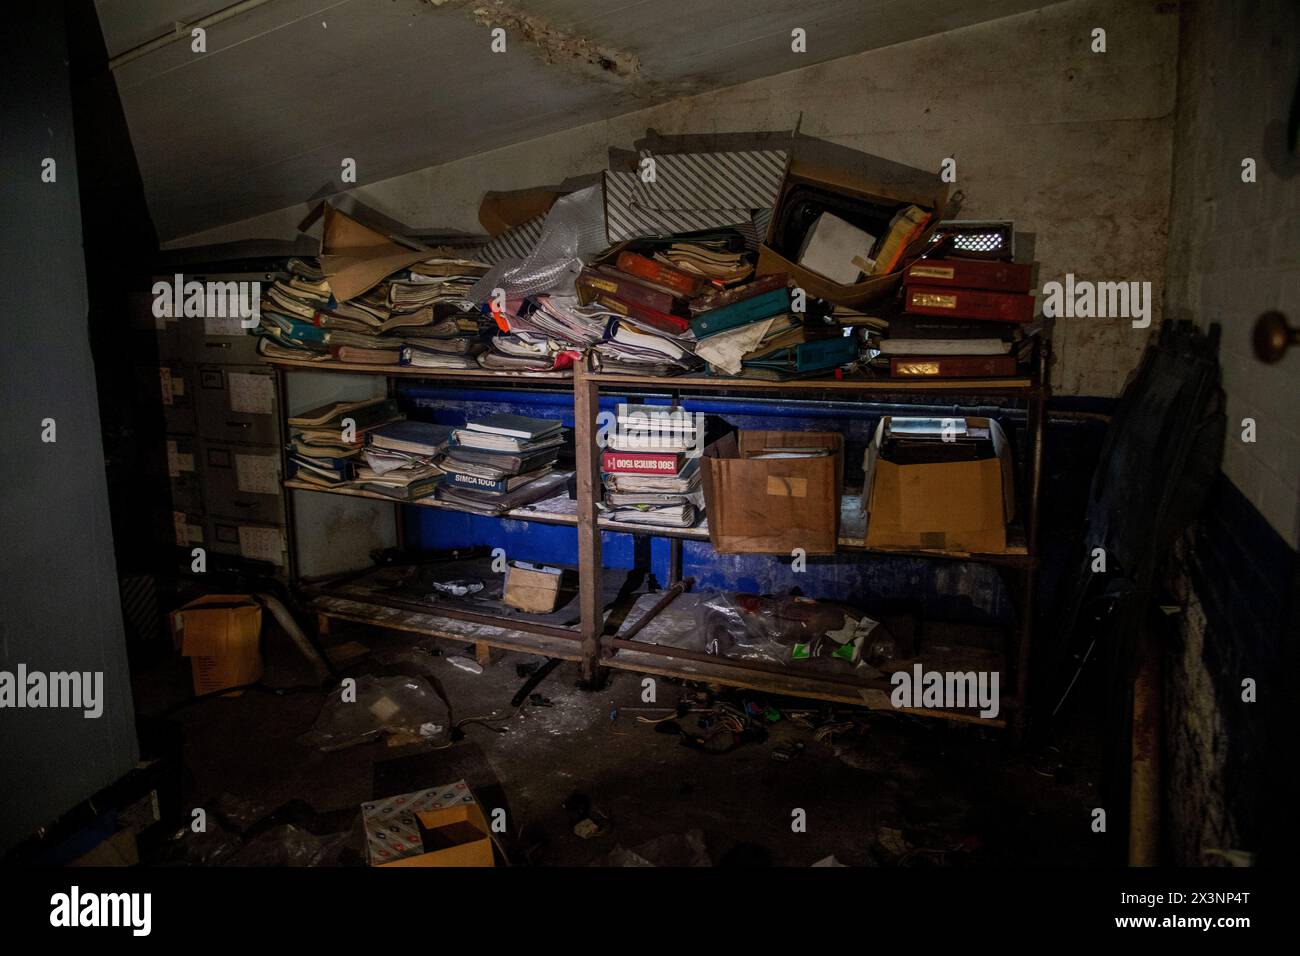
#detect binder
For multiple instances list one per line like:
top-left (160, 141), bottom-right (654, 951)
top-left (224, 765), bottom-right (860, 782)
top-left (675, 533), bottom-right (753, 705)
top-left (690, 287), bottom-right (791, 339)
top-left (889, 355), bottom-right (1018, 378)
top-left (904, 259), bottom-right (1032, 292)
top-left (905, 286), bottom-right (1034, 324)
top-left (744, 336), bottom-right (858, 374)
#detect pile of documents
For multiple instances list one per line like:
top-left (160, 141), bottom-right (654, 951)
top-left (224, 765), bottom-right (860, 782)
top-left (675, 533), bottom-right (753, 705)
top-left (355, 420), bottom-right (453, 500)
top-left (437, 413), bottom-right (571, 515)
top-left (255, 254), bottom-right (492, 367)
top-left (287, 397), bottom-right (402, 487)
top-left (598, 403), bottom-right (704, 529)
top-left (871, 247), bottom-right (1035, 379)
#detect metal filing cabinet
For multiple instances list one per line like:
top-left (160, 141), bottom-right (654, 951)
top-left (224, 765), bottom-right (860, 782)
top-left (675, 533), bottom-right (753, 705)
top-left (143, 264), bottom-right (291, 578)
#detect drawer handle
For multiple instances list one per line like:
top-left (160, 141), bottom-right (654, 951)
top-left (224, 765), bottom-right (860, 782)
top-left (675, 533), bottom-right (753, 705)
top-left (224, 420), bottom-right (252, 428)
top-left (205, 342), bottom-right (231, 349)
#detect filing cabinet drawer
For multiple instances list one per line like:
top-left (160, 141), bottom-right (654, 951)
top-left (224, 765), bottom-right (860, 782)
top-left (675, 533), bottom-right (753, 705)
top-left (195, 364), bottom-right (280, 445)
top-left (201, 441), bottom-right (285, 525)
top-left (136, 361), bottom-right (196, 435)
top-left (164, 436), bottom-right (203, 513)
top-left (208, 517), bottom-right (287, 569)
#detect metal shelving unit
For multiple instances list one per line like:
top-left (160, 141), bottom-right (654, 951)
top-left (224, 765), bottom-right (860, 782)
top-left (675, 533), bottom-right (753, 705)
top-left (268, 338), bottom-right (1049, 734)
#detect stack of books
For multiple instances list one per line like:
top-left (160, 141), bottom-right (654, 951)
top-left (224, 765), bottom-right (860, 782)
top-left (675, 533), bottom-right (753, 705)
top-left (287, 397), bottom-right (401, 487)
top-left (479, 294), bottom-right (612, 371)
top-left (580, 251), bottom-right (705, 375)
top-left (255, 256), bottom-right (492, 366)
top-left (355, 420), bottom-right (453, 500)
top-left (577, 251), bottom-right (857, 380)
top-left (652, 239), bottom-right (753, 284)
top-left (437, 413), bottom-right (570, 515)
top-left (879, 257), bottom-right (1035, 379)
top-left (598, 403), bottom-right (704, 529)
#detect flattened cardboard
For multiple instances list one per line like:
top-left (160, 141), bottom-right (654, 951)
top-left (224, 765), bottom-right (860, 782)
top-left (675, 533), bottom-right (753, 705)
top-left (702, 430), bottom-right (843, 554)
top-left (478, 188), bottom-right (561, 236)
top-left (863, 417), bottom-right (1015, 553)
top-left (170, 595), bottom-right (262, 696)
top-left (319, 205), bottom-right (431, 303)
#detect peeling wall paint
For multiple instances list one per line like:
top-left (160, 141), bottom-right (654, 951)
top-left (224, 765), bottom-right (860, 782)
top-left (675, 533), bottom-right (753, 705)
top-left (462, 0), bottom-right (641, 80)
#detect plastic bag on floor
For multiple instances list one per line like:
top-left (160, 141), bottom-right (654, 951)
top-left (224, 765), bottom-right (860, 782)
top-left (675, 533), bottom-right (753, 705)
top-left (697, 592), bottom-right (881, 671)
top-left (225, 824), bottom-right (332, 867)
top-left (299, 675), bottom-right (447, 752)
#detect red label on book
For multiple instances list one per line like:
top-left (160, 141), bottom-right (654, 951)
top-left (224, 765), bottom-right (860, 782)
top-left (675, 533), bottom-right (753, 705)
top-left (601, 450), bottom-right (684, 474)
top-left (903, 259), bottom-right (1032, 293)
top-left (905, 286), bottom-right (1034, 324)
top-left (614, 252), bottom-right (703, 298)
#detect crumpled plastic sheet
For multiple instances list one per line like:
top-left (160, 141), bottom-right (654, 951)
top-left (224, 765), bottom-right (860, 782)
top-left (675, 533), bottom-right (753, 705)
top-left (695, 591), bottom-right (887, 673)
top-left (468, 184), bottom-right (609, 304)
top-left (224, 824), bottom-right (347, 867)
top-left (299, 675), bottom-right (448, 752)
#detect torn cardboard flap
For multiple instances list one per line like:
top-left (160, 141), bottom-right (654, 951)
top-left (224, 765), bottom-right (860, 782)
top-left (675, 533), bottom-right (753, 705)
top-left (319, 205), bottom-right (432, 302)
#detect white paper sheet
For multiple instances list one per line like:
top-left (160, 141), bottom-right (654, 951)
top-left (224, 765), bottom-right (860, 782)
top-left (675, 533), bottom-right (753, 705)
top-left (228, 372), bottom-right (274, 415)
top-left (238, 526), bottom-right (284, 565)
top-left (235, 454), bottom-right (279, 495)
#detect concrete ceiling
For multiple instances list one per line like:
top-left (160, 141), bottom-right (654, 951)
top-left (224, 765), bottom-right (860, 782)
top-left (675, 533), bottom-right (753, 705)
top-left (99, 0), bottom-right (1056, 240)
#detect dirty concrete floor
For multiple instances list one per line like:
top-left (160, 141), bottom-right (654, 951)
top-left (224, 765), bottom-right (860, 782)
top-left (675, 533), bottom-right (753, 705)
top-left (132, 617), bottom-right (1109, 867)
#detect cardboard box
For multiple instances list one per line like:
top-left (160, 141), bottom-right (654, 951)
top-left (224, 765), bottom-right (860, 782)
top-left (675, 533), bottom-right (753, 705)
top-left (702, 430), bottom-right (843, 554)
top-left (503, 563), bottom-right (562, 613)
top-left (362, 781), bottom-right (494, 867)
top-left (756, 149), bottom-right (948, 308)
top-left (169, 595), bottom-right (262, 696)
top-left (862, 417), bottom-right (1015, 553)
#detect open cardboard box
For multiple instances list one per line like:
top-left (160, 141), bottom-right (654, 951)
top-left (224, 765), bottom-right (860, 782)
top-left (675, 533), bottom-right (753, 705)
top-left (756, 146), bottom-right (950, 308)
top-left (169, 594), bottom-right (262, 697)
top-left (503, 562), bottom-right (563, 614)
top-left (380, 803), bottom-right (494, 868)
top-left (702, 430), bottom-right (843, 554)
top-left (363, 780), bottom-right (495, 867)
top-left (862, 417), bottom-right (1016, 553)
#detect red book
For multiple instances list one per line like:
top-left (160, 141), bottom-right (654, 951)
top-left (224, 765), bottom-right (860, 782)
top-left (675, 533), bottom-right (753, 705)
top-left (889, 355), bottom-right (1018, 378)
top-left (615, 252), bottom-right (704, 298)
top-left (601, 450), bottom-right (686, 474)
top-left (904, 259), bottom-right (1032, 293)
top-left (593, 294), bottom-right (690, 335)
top-left (689, 272), bottom-right (788, 315)
top-left (576, 268), bottom-right (677, 313)
top-left (905, 285), bottom-right (1034, 324)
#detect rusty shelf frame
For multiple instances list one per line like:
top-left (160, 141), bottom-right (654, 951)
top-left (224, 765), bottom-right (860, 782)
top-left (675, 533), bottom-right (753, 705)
top-left (272, 343), bottom-right (1049, 735)
top-left (573, 340), bottom-right (1050, 737)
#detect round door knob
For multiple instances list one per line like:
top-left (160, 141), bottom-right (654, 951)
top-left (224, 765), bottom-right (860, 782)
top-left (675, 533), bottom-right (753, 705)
top-left (1252, 311), bottom-right (1297, 363)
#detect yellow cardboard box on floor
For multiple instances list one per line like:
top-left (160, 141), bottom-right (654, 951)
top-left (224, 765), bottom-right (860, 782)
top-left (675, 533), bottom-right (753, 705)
top-left (381, 803), bottom-right (494, 868)
top-left (863, 417), bottom-right (1015, 553)
top-left (703, 430), bottom-right (843, 554)
top-left (362, 781), bottom-right (495, 867)
top-left (169, 595), bottom-right (263, 696)
top-left (503, 562), bottom-right (562, 613)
